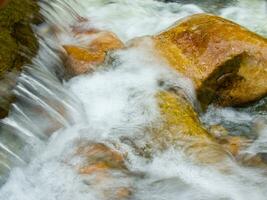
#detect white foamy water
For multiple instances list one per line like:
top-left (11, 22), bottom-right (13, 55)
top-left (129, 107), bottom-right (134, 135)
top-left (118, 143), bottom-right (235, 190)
top-left (1, 0), bottom-right (267, 199)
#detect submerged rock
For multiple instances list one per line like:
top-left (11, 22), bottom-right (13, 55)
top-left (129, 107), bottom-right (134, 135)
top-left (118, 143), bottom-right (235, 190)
top-left (151, 90), bottom-right (267, 168)
top-left (0, 0), bottom-right (39, 118)
top-left (153, 14), bottom-right (267, 108)
top-left (63, 31), bottom-right (124, 77)
top-left (77, 143), bottom-right (127, 174)
top-left (61, 15), bottom-right (267, 170)
top-left (74, 142), bottom-right (133, 200)
top-left (152, 90), bottom-right (231, 165)
top-left (154, 91), bottom-right (267, 168)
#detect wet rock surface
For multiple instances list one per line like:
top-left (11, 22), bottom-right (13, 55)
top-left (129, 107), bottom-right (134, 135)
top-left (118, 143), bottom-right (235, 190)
top-left (73, 142), bottom-right (133, 200)
top-left (152, 90), bottom-right (230, 165)
top-left (0, 0), bottom-right (39, 118)
top-left (2, 1), bottom-right (267, 199)
top-left (63, 31), bottom-right (124, 78)
top-left (60, 26), bottom-right (266, 167)
top-left (153, 14), bottom-right (267, 108)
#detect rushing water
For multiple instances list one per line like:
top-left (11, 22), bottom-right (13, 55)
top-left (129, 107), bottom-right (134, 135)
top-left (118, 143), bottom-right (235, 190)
top-left (0, 0), bottom-right (267, 199)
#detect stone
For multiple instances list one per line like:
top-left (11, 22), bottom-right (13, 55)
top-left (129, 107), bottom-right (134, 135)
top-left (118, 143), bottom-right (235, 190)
top-left (76, 143), bottom-right (127, 173)
top-left (153, 91), bottom-right (267, 167)
top-left (63, 45), bottom-right (105, 76)
top-left (238, 154), bottom-right (267, 168)
top-left (208, 125), bottom-right (251, 157)
top-left (74, 142), bottom-right (132, 200)
top-left (0, 0), bottom-right (39, 118)
top-left (153, 14), bottom-right (267, 108)
top-left (151, 90), bottom-right (231, 165)
top-left (217, 136), bottom-right (250, 157)
top-left (63, 31), bottom-right (124, 77)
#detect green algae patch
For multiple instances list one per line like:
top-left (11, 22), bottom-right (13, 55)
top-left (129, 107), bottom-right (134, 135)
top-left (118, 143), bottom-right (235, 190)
top-left (0, 0), bottom-right (40, 118)
top-left (0, 30), bottom-right (17, 77)
top-left (0, 0), bottom-right (39, 29)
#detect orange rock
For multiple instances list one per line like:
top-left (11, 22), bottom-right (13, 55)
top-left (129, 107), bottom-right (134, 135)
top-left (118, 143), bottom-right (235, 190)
top-left (73, 28), bottom-right (100, 35)
top-left (226, 137), bottom-right (245, 157)
top-left (240, 153), bottom-right (267, 169)
top-left (153, 14), bottom-right (267, 108)
top-left (79, 162), bottom-right (109, 174)
top-left (88, 31), bottom-right (124, 52)
top-left (115, 187), bottom-right (133, 200)
top-left (63, 31), bottom-right (124, 77)
top-left (63, 45), bottom-right (105, 63)
top-left (77, 143), bottom-right (127, 172)
top-left (217, 136), bottom-right (251, 157)
top-left (74, 143), bottom-right (132, 199)
top-left (208, 125), bottom-right (246, 157)
top-left (63, 45), bottom-right (105, 76)
top-left (208, 124), bottom-right (267, 168)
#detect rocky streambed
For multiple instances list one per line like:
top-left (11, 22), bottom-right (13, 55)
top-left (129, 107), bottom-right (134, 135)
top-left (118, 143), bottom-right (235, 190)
top-left (1, 0), bottom-right (267, 200)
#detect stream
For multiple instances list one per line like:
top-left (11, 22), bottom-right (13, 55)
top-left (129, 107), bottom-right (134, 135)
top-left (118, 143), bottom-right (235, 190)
top-left (0, 0), bottom-right (267, 199)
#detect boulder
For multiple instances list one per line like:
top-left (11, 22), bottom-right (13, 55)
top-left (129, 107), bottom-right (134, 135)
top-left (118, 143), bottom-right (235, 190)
top-left (151, 90), bottom-right (231, 165)
top-left (63, 31), bottom-right (124, 77)
top-left (153, 14), bottom-right (267, 108)
top-left (153, 91), bottom-right (267, 167)
top-left (154, 91), bottom-right (267, 168)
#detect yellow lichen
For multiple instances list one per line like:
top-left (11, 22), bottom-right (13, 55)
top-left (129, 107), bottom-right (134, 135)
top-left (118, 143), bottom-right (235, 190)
top-left (156, 91), bottom-right (209, 138)
top-left (152, 91), bottom-right (230, 165)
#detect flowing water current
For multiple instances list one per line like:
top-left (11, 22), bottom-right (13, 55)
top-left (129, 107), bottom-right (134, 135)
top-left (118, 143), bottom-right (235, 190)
top-left (1, 0), bottom-right (267, 199)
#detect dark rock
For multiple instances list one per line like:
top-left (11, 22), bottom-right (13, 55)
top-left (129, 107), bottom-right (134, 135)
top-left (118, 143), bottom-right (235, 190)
top-left (0, 0), bottom-right (39, 118)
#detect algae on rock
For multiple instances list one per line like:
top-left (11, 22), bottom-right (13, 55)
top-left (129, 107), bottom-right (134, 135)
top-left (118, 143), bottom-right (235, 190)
top-left (150, 90), bottom-right (230, 165)
top-left (0, 0), bottom-right (39, 118)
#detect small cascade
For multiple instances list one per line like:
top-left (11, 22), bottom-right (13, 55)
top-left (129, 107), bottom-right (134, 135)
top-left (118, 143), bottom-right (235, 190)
top-left (0, 0), bottom-right (267, 199)
top-left (0, 38), bottom-right (86, 184)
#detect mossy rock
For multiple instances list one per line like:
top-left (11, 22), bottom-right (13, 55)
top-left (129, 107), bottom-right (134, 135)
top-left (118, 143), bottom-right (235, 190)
top-left (0, 0), bottom-right (39, 118)
top-left (0, 0), bottom-right (39, 29)
top-left (0, 29), bottom-right (17, 77)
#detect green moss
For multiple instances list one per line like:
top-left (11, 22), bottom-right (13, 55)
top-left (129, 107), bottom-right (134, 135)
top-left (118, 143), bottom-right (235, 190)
top-left (0, 0), bottom-right (39, 29)
top-left (0, 0), bottom-right (39, 118)
top-left (13, 22), bottom-right (39, 67)
top-left (0, 29), bottom-right (17, 77)
top-left (0, 0), bottom-right (39, 73)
